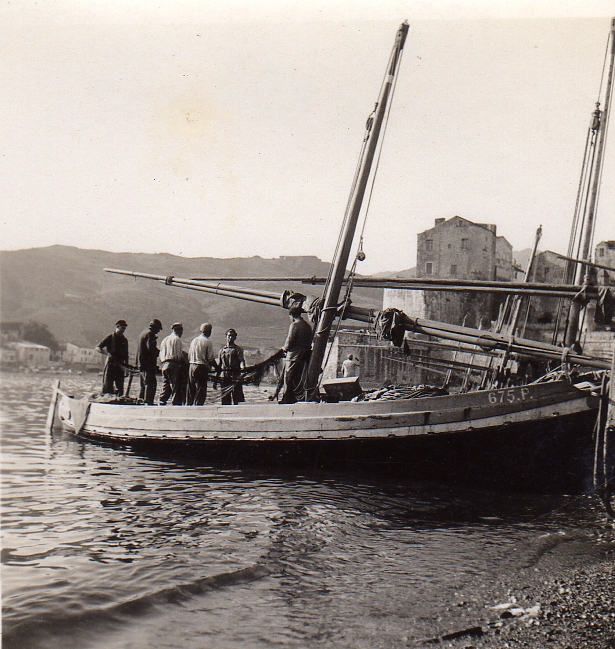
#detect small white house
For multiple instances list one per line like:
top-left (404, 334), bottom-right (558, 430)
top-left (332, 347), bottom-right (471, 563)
top-left (12, 341), bottom-right (51, 367)
top-left (64, 343), bottom-right (103, 366)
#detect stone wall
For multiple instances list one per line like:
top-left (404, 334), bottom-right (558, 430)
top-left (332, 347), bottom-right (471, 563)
top-left (323, 329), bottom-right (427, 389)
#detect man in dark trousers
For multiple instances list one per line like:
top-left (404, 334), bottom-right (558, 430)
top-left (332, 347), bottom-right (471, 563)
top-left (280, 306), bottom-right (313, 404)
top-left (158, 322), bottom-right (185, 405)
top-left (187, 322), bottom-right (217, 405)
top-left (136, 319), bottom-right (163, 404)
top-left (96, 319), bottom-right (129, 396)
top-left (217, 328), bottom-right (245, 405)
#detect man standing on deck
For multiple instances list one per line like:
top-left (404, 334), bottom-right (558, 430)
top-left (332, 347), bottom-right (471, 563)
top-left (136, 319), bottom-right (163, 405)
top-left (96, 320), bottom-right (129, 396)
top-left (187, 322), bottom-right (217, 405)
top-left (158, 322), bottom-right (184, 405)
top-left (341, 354), bottom-right (360, 378)
top-left (217, 328), bottom-right (246, 405)
top-left (280, 306), bottom-right (313, 404)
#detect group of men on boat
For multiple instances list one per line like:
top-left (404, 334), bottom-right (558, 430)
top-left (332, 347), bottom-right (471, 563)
top-left (95, 305), bottom-right (316, 406)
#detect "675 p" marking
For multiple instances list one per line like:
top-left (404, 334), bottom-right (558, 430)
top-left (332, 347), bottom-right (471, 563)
top-left (488, 387), bottom-right (530, 404)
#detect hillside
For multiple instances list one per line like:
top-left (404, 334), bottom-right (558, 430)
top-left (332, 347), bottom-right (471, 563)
top-left (0, 246), bottom-right (383, 355)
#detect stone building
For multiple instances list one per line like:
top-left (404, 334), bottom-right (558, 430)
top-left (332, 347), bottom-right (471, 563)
top-left (595, 240), bottom-right (615, 285)
top-left (413, 216), bottom-right (513, 328)
top-left (323, 328), bottom-right (427, 389)
top-left (417, 216), bottom-right (512, 282)
top-left (522, 251), bottom-right (567, 327)
top-left (533, 250), bottom-right (566, 284)
top-left (581, 241), bottom-right (615, 358)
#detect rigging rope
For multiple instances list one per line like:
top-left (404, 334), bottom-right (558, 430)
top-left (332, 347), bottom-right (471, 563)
top-left (316, 42), bottom-right (407, 388)
top-left (558, 27), bottom-right (614, 346)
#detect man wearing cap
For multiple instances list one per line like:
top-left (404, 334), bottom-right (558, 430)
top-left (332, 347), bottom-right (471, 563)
top-left (96, 320), bottom-right (129, 396)
top-left (187, 323), bottom-right (217, 405)
top-left (280, 305), bottom-right (313, 403)
top-left (217, 328), bottom-right (245, 405)
top-left (136, 319), bottom-right (163, 405)
top-left (158, 322), bottom-right (185, 405)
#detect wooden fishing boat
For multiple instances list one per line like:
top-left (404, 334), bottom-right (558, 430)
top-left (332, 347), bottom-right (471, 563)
top-left (53, 378), bottom-right (600, 490)
top-left (50, 20), bottom-right (615, 492)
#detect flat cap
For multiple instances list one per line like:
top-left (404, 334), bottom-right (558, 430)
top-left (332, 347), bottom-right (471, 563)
top-left (171, 322), bottom-right (183, 329)
top-left (116, 319), bottom-right (128, 327)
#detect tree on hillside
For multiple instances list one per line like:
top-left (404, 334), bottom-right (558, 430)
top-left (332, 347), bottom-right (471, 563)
top-left (21, 321), bottom-right (60, 351)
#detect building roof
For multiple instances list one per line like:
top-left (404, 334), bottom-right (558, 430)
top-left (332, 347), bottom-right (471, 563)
top-left (11, 341), bottom-right (51, 350)
top-left (425, 215), bottom-right (496, 234)
top-left (422, 216), bottom-right (512, 249)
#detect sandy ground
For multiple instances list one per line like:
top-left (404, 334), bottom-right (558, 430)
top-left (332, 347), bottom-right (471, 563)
top-left (413, 519), bottom-right (615, 649)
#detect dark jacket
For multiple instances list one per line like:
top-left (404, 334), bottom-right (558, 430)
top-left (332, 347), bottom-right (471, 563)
top-left (97, 332), bottom-right (129, 366)
top-left (136, 329), bottom-right (159, 370)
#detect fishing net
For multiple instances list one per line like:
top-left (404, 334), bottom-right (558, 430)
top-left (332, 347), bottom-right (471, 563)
top-left (374, 308), bottom-right (406, 347)
top-left (354, 384), bottom-right (448, 401)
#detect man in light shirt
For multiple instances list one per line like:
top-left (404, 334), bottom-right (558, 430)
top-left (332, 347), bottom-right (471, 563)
top-left (341, 354), bottom-right (360, 378)
top-left (158, 322), bottom-right (184, 405)
top-left (187, 322), bottom-right (217, 405)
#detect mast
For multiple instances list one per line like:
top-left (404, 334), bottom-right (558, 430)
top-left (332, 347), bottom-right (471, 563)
top-left (305, 21), bottom-right (409, 396)
top-left (565, 17), bottom-right (615, 348)
top-left (506, 226), bottom-right (542, 337)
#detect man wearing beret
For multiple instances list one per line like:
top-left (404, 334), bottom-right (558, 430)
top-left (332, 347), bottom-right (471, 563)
top-left (96, 319), bottom-right (129, 396)
top-left (136, 319), bottom-right (163, 405)
top-left (158, 322), bottom-right (185, 405)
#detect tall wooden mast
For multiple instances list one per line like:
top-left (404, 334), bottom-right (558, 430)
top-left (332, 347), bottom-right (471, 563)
top-left (305, 21), bottom-right (409, 396)
top-left (565, 17), bottom-right (615, 348)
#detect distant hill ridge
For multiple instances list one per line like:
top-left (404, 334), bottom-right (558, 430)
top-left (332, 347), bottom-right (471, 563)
top-left (0, 246), bottom-right (382, 354)
top-left (0, 245), bottom-right (532, 356)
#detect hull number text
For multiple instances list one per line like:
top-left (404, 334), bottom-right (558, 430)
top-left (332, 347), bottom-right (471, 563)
top-left (488, 387), bottom-right (530, 405)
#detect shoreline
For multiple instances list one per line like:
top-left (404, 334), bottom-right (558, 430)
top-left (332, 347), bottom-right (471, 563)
top-left (413, 521), bottom-right (615, 648)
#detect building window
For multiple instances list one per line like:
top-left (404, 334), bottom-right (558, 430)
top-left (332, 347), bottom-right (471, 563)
top-left (450, 264), bottom-right (457, 276)
top-left (448, 243), bottom-right (452, 249)
top-left (426, 240), bottom-right (433, 251)
top-left (599, 248), bottom-right (605, 257)
top-left (426, 262), bottom-right (433, 275)
top-left (461, 239), bottom-right (468, 249)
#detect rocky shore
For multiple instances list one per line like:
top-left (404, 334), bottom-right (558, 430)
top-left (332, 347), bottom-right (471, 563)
top-left (414, 520), bottom-right (615, 649)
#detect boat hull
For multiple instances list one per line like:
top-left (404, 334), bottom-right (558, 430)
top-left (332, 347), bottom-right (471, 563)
top-left (55, 381), bottom-right (600, 491)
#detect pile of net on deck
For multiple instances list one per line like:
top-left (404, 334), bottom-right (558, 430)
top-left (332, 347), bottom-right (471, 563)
top-left (89, 393), bottom-right (141, 404)
top-left (352, 384), bottom-right (449, 402)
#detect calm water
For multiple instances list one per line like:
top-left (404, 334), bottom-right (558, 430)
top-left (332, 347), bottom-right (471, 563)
top-left (1, 371), bottom-right (611, 649)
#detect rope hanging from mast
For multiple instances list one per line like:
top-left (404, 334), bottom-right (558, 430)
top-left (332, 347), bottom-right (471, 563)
top-left (560, 20), bottom-right (615, 348)
top-left (304, 21), bottom-right (409, 396)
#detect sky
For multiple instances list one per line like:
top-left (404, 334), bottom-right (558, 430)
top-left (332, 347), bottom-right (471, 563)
top-left (1, 1), bottom-right (614, 274)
